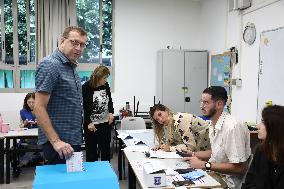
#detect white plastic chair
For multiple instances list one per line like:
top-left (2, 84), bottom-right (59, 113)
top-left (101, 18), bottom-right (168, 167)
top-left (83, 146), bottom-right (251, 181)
top-left (120, 117), bottom-right (146, 130)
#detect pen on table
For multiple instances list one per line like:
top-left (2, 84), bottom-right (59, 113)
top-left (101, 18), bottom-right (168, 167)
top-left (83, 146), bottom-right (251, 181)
top-left (198, 178), bottom-right (205, 183)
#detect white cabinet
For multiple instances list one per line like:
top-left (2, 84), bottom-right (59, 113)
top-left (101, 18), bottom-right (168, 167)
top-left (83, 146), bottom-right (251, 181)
top-left (157, 50), bottom-right (208, 115)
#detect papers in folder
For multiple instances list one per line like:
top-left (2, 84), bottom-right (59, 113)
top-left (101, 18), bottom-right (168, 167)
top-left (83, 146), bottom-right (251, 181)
top-left (149, 150), bottom-right (182, 159)
top-left (117, 133), bottom-right (133, 140)
top-left (118, 133), bottom-right (146, 145)
top-left (125, 129), bottom-right (149, 134)
top-left (131, 137), bottom-right (145, 145)
top-left (123, 146), bottom-right (150, 152)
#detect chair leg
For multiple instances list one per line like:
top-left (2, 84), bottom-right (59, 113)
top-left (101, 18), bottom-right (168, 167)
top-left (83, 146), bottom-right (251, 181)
top-left (11, 147), bottom-right (21, 178)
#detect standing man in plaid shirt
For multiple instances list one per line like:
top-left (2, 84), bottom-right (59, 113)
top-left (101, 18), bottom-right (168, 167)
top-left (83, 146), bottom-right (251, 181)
top-left (34, 26), bottom-right (87, 164)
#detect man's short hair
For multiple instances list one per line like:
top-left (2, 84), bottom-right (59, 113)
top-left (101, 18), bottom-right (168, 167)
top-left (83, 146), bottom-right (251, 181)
top-left (203, 86), bottom-right (228, 104)
top-left (62, 26), bottom-right (87, 38)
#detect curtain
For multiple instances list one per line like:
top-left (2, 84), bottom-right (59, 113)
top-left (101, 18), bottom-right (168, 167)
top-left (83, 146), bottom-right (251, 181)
top-left (36, 0), bottom-right (77, 62)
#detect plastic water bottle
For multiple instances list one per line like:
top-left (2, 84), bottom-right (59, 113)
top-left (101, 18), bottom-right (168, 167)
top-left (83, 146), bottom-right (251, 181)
top-left (126, 102), bottom-right (130, 111)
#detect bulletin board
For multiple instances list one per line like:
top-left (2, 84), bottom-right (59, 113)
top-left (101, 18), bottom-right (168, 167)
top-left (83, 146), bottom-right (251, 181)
top-left (210, 52), bottom-right (232, 112)
top-left (257, 26), bottom-right (284, 121)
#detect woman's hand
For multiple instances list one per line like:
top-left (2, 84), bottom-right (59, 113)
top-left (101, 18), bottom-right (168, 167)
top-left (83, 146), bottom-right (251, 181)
top-left (87, 122), bottom-right (97, 132)
top-left (152, 143), bottom-right (171, 151)
top-left (28, 120), bottom-right (36, 125)
top-left (108, 113), bottom-right (114, 124)
top-left (152, 145), bottom-right (161, 151)
top-left (159, 144), bottom-right (171, 152)
top-left (20, 119), bottom-right (29, 128)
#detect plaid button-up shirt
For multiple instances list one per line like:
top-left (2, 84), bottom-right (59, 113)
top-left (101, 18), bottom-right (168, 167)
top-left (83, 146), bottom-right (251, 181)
top-left (36, 48), bottom-right (83, 145)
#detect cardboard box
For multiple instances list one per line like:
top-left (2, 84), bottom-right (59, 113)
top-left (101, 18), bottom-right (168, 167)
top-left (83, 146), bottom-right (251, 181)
top-left (33, 161), bottom-right (119, 189)
top-left (143, 167), bottom-right (166, 187)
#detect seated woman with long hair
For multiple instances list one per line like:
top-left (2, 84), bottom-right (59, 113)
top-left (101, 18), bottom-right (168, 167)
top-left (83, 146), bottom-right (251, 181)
top-left (149, 104), bottom-right (210, 152)
top-left (18, 92), bottom-right (43, 168)
top-left (242, 105), bottom-right (284, 189)
top-left (20, 92), bottom-right (37, 129)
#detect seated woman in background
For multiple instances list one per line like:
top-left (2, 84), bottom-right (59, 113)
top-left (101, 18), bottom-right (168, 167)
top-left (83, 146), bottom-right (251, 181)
top-left (149, 104), bottom-right (210, 152)
top-left (242, 105), bottom-right (284, 189)
top-left (18, 92), bottom-right (42, 167)
top-left (20, 92), bottom-right (37, 129)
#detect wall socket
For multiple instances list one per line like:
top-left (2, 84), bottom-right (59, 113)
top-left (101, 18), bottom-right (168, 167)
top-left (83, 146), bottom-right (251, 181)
top-left (232, 78), bottom-right (242, 87)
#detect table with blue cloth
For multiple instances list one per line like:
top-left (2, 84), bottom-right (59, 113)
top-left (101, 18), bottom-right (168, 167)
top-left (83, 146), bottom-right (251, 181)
top-left (33, 161), bottom-right (119, 189)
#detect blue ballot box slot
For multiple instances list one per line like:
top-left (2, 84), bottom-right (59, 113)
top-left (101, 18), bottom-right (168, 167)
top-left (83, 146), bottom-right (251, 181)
top-left (33, 161), bottom-right (119, 189)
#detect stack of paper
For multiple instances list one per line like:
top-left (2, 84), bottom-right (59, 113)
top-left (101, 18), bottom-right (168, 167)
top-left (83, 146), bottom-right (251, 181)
top-left (149, 150), bottom-right (182, 159)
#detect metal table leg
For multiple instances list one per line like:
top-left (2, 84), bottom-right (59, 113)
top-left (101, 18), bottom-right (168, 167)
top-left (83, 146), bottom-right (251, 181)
top-left (0, 138), bottom-right (4, 184)
top-left (5, 138), bottom-right (10, 184)
top-left (128, 162), bottom-right (136, 189)
top-left (118, 138), bottom-right (122, 180)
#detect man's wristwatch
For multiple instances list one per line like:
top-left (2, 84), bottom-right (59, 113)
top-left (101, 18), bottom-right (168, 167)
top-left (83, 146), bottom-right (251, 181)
top-left (205, 162), bottom-right (211, 170)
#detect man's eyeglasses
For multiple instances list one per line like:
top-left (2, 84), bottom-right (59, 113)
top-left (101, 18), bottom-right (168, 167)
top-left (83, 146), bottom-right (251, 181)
top-left (199, 100), bottom-right (210, 107)
top-left (67, 39), bottom-right (87, 48)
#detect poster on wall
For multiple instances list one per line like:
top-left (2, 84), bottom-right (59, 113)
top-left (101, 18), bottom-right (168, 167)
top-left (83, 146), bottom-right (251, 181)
top-left (210, 52), bottom-right (232, 112)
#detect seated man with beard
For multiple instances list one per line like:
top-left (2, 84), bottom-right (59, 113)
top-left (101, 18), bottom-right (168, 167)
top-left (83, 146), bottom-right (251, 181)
top-left (184, 86), bottom-right (251, 189)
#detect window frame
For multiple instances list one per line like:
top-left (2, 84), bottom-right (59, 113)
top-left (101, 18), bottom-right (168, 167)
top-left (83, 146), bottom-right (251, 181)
top-left (0, 0), bottom-right (36, 93)
top-left (76, 0), bottom-right (114, 91)
top-left (0, 0), bottom-right (114, 93)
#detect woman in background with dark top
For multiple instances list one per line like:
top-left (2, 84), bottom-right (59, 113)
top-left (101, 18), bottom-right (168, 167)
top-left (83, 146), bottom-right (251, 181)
top-left (83, 66), bottom-right (114, 162)
top-left (20, 92), bottom-right (37, 129)
top-left (242, 105), bottom-right (284, 189)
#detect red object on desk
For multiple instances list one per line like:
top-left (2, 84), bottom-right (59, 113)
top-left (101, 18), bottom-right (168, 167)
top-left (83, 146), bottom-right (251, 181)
top-left (0, 123), bottom-right (9, 133)
top-left (121, 110), bottom-right (128, 118)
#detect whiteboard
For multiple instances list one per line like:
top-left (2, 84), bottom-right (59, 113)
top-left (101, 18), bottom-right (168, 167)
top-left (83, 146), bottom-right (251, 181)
top-left (257, 26), bottom-right (284, 121)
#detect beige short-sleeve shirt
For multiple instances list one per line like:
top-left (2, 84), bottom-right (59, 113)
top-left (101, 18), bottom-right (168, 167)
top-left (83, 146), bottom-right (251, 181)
top-left (209, 111), bottom-right (251, 189)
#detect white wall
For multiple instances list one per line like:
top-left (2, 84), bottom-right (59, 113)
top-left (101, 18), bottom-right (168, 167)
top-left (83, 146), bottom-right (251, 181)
top-left (199, 0), bottom-right (228, 54)
top-left (112, 0), bottom-right (203, 112)
top-left (200, 0), bottom-right (284, 122)
top-left (0, 93), bottom-right (26, 129)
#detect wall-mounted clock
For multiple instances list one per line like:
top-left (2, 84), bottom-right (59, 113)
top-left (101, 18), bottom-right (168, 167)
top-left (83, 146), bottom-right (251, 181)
top-left (243, 23), bottom-right (256, 45)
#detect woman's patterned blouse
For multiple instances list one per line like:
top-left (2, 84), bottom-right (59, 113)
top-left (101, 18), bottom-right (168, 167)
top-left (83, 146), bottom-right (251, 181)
top-left (162, 113), bottom-right (211, 152)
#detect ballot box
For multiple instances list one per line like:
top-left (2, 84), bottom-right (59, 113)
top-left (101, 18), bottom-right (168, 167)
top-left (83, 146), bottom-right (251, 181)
top-left (33, 161), bottom-right (119, 189)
